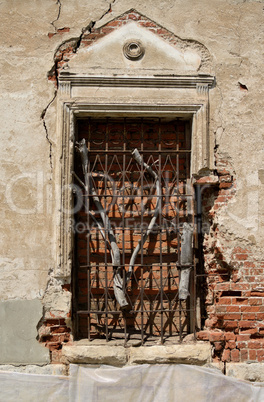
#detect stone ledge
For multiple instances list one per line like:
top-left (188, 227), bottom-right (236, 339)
top-left (128, 344), bottom-right (212, 365)
top-left (62, 342), bottom-right (212, 366)
top-left (0, 364), bottom-right (67, 376)
top-left (226, 363), bottom-right (264, 383)
top-left (62, 345), bottom-right (127, 366)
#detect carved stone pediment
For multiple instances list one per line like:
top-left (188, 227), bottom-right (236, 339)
top-left (62, 9), bottom-right (212, 77)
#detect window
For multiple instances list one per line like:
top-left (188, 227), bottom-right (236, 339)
top-left (46, 10), bottom-right (215, 360)
top-left (72, 117), bottom-right (196, 344)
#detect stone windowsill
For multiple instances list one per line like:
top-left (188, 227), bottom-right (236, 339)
top-left (61, 339), bottom-right (212, 366)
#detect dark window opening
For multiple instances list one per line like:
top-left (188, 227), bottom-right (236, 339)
top-left (72, 117), bottom-right (197, 344)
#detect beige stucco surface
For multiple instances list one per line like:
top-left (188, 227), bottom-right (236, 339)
top-left (0, 0), bottom-right (264, 374)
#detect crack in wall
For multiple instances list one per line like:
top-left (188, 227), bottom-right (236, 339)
top-left (214, 84), bottom-right (226, 146)
top-left (41, 91), bottom-right (57, 170)
top-left (51, 0), bottom-right (62, 32)
top-left (74, 1), bottom-right (115, 49)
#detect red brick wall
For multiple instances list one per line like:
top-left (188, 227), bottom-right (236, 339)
top-left (38, 318), bottom-right (72, 363)
top-left (196, 156), bottom-right (264, 363)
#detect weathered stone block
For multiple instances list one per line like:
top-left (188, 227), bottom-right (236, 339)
top-left (128, 343), bottom-right (211, 365)
top-left (0, 299), bottom-right (49, 365)
top-left (226, 363), bottom-right (264, 382)
top-left (62, 345), bottom-right (127, 366)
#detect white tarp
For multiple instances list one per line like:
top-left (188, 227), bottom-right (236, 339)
top-left (1, 364), bottom-right (264, 401)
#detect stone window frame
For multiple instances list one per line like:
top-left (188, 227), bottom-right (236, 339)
top-left (55, 73), bottom-right (215, 288)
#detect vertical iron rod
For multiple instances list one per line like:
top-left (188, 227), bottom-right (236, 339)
top-left (123, 118), bottom-right (127, 343)
top-left (158, 119), bottom-right (164, 343)
top-left (105, 118), bottom-right (109, 341)
top-left (87, 118), bottom-right (91, 341)
top-left (140, 119), bottom-right (144, 344)
top-left (176, 124), bottom-right (183, 341)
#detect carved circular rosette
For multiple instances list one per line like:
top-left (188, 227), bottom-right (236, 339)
top-left (123, 40), bottom-right (145, 61)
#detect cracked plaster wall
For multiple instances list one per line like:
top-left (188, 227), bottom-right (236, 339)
top-left (0, 0), bottom-right (264, 368)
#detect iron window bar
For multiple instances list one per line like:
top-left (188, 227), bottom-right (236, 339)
top-left (73, 117), bottom-right (196, 344)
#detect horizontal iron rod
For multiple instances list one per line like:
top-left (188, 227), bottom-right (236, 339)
top-left (77, 308), bottom-right (195, 314)
top-left (79, 264), bottom-right (190, 268)
top-left (86, 149), bottom-right (191, 154)
top-left (78, 194), bottom-right (194, 198)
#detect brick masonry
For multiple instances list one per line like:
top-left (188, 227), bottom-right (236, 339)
top-left (196, 155), bottom-right (264, 363)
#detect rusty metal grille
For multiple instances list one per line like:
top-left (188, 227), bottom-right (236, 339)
top-left (73, 117), bottom-right (196, 344)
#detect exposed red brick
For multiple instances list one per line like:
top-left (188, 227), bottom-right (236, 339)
top-left (47, 342), bottom-right (61, 351)
top-left (57, 27), bottom-right (70, 33)
top-left (251, 292), bottom-right (264, 297)
top-left (222, 349), bottom-right (231, 362)
top-left (214, 341), bottom-right (224, 351)
top-left (237, 341), bottom-right (247, 349)
top-left (249, 350), bottom-right (257, 361)
top-left (242, 313), bottom-right (256, 320)
top-left (218, 297), bottom-right (232, 305)
top-left (239, 328), bottom-right (259, 335)
top-left (244, 262), bottom-right (256, 268)
top-left (239, 321), bottom-right (257, 329)
top-left (240, 349), bottom-right (248, 361)
top-left (218, 169), bottom-right (230, 176)
top-left (223, 321), bottom-right (238, 330)
top-left (196, 331), bottom-right (210, 340)
top-left (219, 175), bottom-right (232, 183)
top-left (224, 332), bottom-right (236, 341)
top-left (127, 12), bottom-right (141, 20)
top-left (107, 20), bottom-right (123, 27)
top-left (249, 298), bottom-right (263, 306)
top-left (50, 326), bottom-right (71, 334)
top-left (101, 27), bottom-right (115, 34)
top-left (45, 319), bottom-right (60, 327)
top-left (215, 283), bottom-right (230, 291)
top-left (233, 297), bottom-right (248, 305)
top-left (231, 349), bottom-right (240, 362)
top-left (221, 313), bottom-right (240, 320)
top-left (219, 182), bottom-right (233, 189)
top-left (257, 350), bottom-right (264, 362)
top-left (233, 247), bottom-right (249, 254)
top-left (226, 340), bottom-right (236, 349)
top-left (50, 350), bottom-right (63, 363)
top-left (208, 331), bottom-right (224, 342)
top-left (226, 306), bottom-right (240, 312)
top-left (230, 283), bottom-right (250, 291)
top-left (248, 340), bottom-right (262, 349)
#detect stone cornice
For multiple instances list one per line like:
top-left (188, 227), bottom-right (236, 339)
top-left (58, 74), bottom-right (215, 89)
